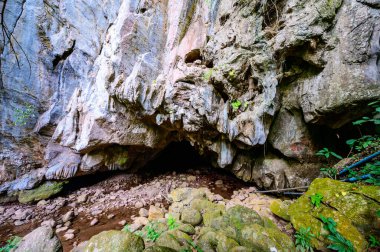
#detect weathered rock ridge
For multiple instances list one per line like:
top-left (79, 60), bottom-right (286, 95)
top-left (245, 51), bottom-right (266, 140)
top-left (1, 0), bottom-right (379, 192)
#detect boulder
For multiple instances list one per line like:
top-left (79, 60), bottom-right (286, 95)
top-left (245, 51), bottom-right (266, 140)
top-left (18, 182), bottom-right (65, 203)
top-left (180, 207), bottom-right (202, 226)
top-left (14, 226), bottom-right (62, 252)
top-left (287, 178), bottom-right (379, 251)
top-left (84, 230), bottom-right (144, 252)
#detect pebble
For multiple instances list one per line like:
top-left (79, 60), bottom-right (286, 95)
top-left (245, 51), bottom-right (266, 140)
top-left (77, 193), bottom-right (88, 203)
top-left (134, 201), bottom-right (144, 208)
top-left (66, 229), bottom-right (75, 234)
top-left (56, 226), bottom-right (68, 233)
top-left (139, 208), bottom-right (149, 217)
top-left (64, 233), bottom-right (74, 240)
top-left (91, 209), bottom-right (103, 216)
top-left (118, 220), bottom-right (127, 226)
top-left (37, 200), bottom-right (48, 207)
top-left (64, 221), bottom-right (71, 227)
top-left (14, 220), bottom-right (24, 226)
top-left (215, 180), bottom-right (223, 185)
top-left (62, 210), bottom-right (74, 223)
top-left (41, 219), bottom-right (56, 228)
top-left (90, 218), bottom-right (98, 226)
top-left (187, 176), bottom-right (197, 182)
top-left (0, 207), bottom-right (4, 214)
top-left (107, 214), bottom-right (115, 219)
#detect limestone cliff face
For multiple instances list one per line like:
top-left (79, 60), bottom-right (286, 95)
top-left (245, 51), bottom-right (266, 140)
top-left (0, 0), bottom-right (379, 192)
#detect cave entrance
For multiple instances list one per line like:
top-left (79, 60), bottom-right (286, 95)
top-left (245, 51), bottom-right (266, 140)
top-left (142, 141), bottom-right (210, 175)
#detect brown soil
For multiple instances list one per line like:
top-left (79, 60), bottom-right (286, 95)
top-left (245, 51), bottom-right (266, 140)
top-left (0, 167), bottom-right (249, 251)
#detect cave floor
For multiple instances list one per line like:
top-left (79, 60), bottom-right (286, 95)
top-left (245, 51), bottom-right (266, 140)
top-left (0, 167), bottom-right (292, 251)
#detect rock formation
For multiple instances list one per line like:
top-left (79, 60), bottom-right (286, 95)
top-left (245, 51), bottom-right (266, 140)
top-left (0, 0), bottom-right (379, 192)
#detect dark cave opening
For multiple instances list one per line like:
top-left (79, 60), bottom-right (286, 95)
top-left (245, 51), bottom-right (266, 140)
top-left (142, 141), bottom-right (210, 175)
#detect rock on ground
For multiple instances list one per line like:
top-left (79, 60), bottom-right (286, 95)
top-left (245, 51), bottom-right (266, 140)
top-left (13, 226), bottom-right (62, 252)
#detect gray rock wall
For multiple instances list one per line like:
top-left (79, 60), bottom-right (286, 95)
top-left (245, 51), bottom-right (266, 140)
top-left (1, 0), bottom-right (379, 191)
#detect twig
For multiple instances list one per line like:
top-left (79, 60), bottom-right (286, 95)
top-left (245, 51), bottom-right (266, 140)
top-left (253, 186), bottom-right (309, 194)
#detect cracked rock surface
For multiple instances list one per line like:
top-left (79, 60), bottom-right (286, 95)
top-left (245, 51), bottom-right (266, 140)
top-left (1, 0), bottom-right (379, 191)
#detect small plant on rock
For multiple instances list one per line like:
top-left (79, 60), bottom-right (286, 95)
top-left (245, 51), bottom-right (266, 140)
top-left (231, 100), bottom-right (242, 112)
top-left (203, 69), bottom-right (213, 81)
top-left (310, 193), bottom-right (323, 208)
top-left (319, 215), bottom-right (355, 252)
top-left (146, 222), bottom-right (160, 242)
top-left (320, 167), bottom-right (338, 179)
top-left (13, 104), bottom-right (35, 126)
top-left (167, 215), bottom-right (179, 230)
top-left (121, 224), bottom-right (130, 232)
top-left (316, 148), bottom-right (343, 160)
top-left (0, 236), bottom-right (22, 252)
top-left (295, 227), bottom-right (315, 252)
top-left (369, 235), bottom-right (380, 248)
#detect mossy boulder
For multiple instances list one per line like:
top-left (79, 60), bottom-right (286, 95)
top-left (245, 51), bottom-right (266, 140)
top-left (177, 224), bottom-right (195, 235)
top-left (270, 199), bottom-right (292, 221)
top-left (226, 205), bottom-right (264, 228)
top-left (18, 181), bottom-right (65, 203)
top-left (84, 230), bottom-right (144, 252)
top-left (143, 246), bottom-right (176, 252)
top-left (288, 178), bottom-right (379, 251)
top-left (155, 229), bottom-right (192, 251)
top-left (180, 207), bottom-right (202, 226)
top-left (240, 224), bottom-right (295, 251)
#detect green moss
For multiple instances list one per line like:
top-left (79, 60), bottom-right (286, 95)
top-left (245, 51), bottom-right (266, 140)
top-left (18, 181), bottom-right (65, 203)
top-left (85, 230), bottom-right (144, 252)
top-left (287, 178), bottom-right (377, 251)
top-left (270, 200), bottom-right (291, 221)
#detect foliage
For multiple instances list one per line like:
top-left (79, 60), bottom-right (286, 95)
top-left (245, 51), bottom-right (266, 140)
top-left (369, 235), bottom-right (380, 248)
top-left (0, 236), bottom-right (22, 252)
top-left (376, 210), bottom-right (380, 218)
top-left (146, 222), bottom-right (160, 242)
top-left (352, 101), bottom-right (380, 125)
top-left (121, 224), bottom-right (130, 232)
top-left (134, 230), bottom-right (144, 238)
top-left (243, 101), bottom-right (249, 110)
top-left (316, 148), bottom-right (343, 160)
top-left (203, 69), bottom-right (213, 81)
top-left (13, 104), bottom-right (35, 126)
top-left (231, 100), bottom-right (242, 112)
top-left (295, 227), bottom-right (315, 252)
top-left (347, 161), bottom-right (380, 186)
top-left (310, 193), bottom-right (323, 208)
top-left (319, 215), bottom-right (355, 252)
top-left (186, 240), bottom-right (204, 252)
top-left (167, 215), bottom-right (179, 230)
top-left (346, 135), bottom-right (380, 152)
top-left (228, 69), bottom-right (236, 79)
top-left (320, 167), bottom-right (338, 179)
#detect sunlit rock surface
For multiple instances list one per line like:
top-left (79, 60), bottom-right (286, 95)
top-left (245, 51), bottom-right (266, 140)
top-left (0, 0), bottom-right (379, 190)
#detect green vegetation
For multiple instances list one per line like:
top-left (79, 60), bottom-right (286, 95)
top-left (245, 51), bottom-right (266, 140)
top-left (186, 240), bottom-right (203, 252)
top-left (203, 69), bottom-right (213, 81)
top-left (320, 167), bottom-right (338, 179)
top-left (121, 224), bottom-right (130, 233)
top-left (316, 148), bottom-right (343, 160)
top-left (310, 193), bottom-right (323, 208)
top-left (13, 104), bottom-right (35, 126)
top-left (0, 236), bottom-right (22, 252)
top-left (319, 215), bottom-right (355, 252)
top-left (231, 100), bottom-right (242, 112)
top-left (167, 215), bottom-right (179, 230)
top-left (369, 235), bottom-right (380, 248)
top-left (295, 227), bottom-right (315, 252)
top-left (146, 222), bottom-right (161, 242)
top-left (317, 101), bottom-right (380, 185)
top-left (352, 101), bottom-right (380, 125)
top-left (346, 135), bottom-right (380, 152)
top-left (228, 69), bottom-right (236, 79)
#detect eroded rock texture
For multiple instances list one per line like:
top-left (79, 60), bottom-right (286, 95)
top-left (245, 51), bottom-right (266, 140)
top-left (1, 0), bottom-right (379, 191)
